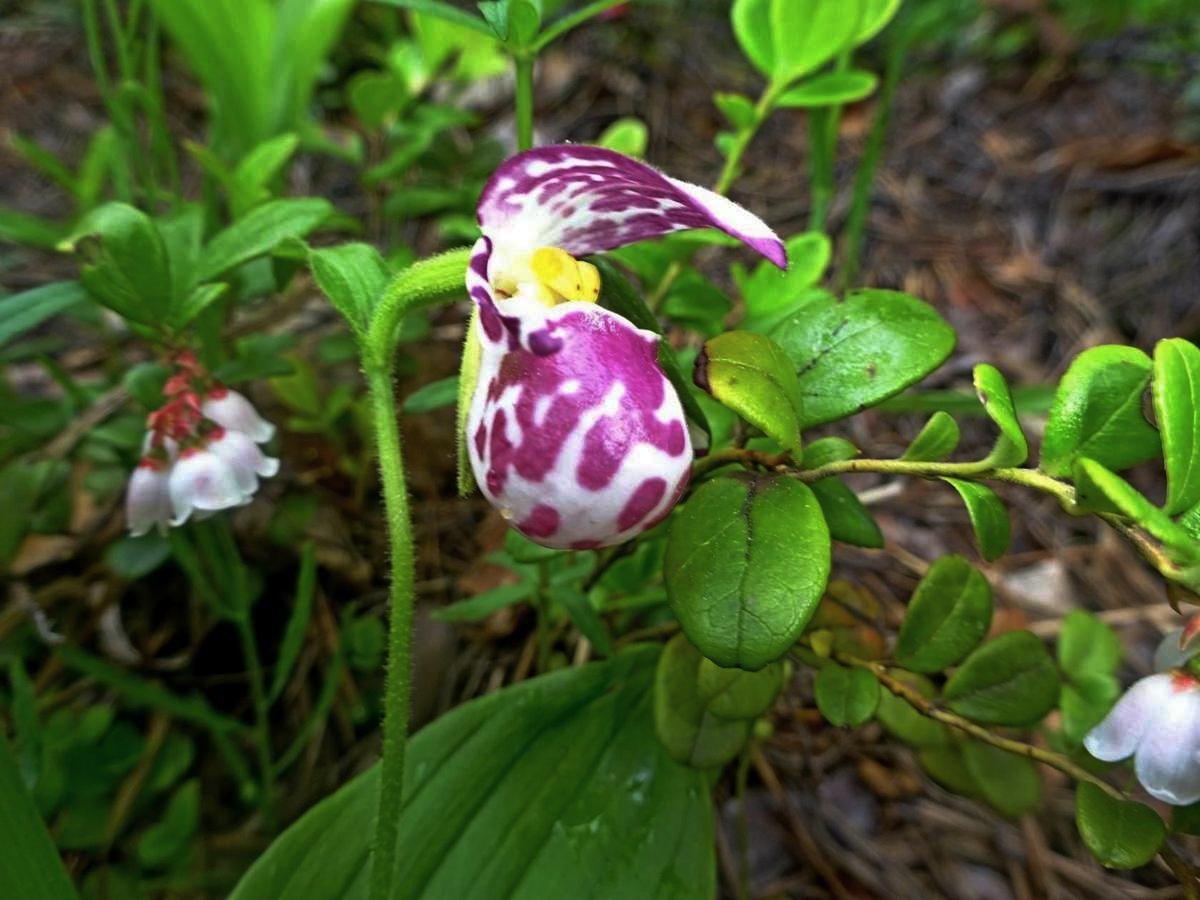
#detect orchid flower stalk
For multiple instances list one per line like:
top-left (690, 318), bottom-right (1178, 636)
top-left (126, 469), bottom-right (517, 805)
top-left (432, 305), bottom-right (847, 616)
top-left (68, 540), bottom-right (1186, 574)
top-left (463, 144), bottom-right (786, 548)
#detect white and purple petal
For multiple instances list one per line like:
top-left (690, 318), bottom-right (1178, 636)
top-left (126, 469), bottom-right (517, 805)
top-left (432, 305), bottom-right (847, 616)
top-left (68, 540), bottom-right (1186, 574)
top-left (466, 296), bottom-right (691, 549)
top-left (477, 144), bottom-right (786, 272)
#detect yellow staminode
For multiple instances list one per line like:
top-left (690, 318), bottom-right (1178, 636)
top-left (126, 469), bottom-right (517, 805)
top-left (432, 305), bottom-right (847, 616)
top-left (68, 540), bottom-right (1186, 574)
top-left (530, 246), bottom-right (601, 304)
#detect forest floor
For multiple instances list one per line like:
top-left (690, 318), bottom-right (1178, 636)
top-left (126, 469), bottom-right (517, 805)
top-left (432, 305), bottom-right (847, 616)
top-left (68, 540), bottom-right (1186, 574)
top-left (3, 2), bottom-right (1199, 897)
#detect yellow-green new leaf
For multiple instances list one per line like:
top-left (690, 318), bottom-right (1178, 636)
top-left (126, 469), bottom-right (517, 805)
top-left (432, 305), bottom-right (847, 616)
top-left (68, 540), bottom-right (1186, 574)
top-left (902, 411), bottom-right (960, 462)
top-left (696, 332), bottom-right (804, 456)
top-left (973, 364), bottom-right (1028, 465)
top-left (942, 478), bottom-right (1011, 562)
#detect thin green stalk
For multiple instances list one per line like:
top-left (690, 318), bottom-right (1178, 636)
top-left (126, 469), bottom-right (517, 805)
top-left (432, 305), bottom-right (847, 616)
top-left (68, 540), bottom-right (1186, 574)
top-left (514, 53), bottom-right (535, 151)
top-left (532, 0), bottom-right (626, 52)
top-left (841, 30), bottom-right (908, 290)
top-left (734, 750), bottom-right (752, 900)
top-left (363, 251), bottom-right (470, 900)
top-left (649, 79), bottom-right (785, 311)
top-left (809, 52), bottom-right (852, 232)
top-left (235, 615), bottom-right (276, 831)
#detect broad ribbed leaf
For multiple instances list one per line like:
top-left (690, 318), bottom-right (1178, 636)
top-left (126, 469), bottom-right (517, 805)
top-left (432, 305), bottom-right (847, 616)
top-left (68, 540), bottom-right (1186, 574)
top-left (0, 733), bottom-right (77, 900)
top-left (231, 647), bottom-right (714, 900)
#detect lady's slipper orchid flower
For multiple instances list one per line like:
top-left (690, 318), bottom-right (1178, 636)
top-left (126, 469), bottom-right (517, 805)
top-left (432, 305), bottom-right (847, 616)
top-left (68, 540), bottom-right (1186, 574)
top-left (126, 457), bottom-right (173, 537)
top-left (1084, 671), bottom-right (1200, 805)
top-left (464, 145), bottom-right (785, 549)
top-left (202, 387), bottom-right (276, 443)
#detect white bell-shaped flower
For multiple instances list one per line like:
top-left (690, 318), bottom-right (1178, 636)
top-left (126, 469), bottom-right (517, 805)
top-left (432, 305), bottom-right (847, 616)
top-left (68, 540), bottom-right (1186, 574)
top-left (168, 445), bottom-right (248, 526)
top-left (125, 460), bottom-right (172, 536)
top-left (201, 387), bottom-right (275, 443)
top-left (1084, 671), bottom-right (1200, 805)
top-left (207, 427), bottom-right (280, 495)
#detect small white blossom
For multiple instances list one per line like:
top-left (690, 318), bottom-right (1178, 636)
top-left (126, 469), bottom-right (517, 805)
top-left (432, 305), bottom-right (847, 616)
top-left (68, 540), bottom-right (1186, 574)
top-left (168, 447), bottom-right (248, 526)
top-left (125, 460), bottom-right (173, 536)
top-left (208, 428), bottom-right (280, 495)
top-left (201, 388), bottom-right (275, 443)
top-left (1084, 671), bottom-right (1200, 805)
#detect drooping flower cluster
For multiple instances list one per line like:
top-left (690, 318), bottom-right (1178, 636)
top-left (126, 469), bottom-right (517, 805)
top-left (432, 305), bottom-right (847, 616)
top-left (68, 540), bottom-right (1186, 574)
top-left (125, 351), bottom-right (278, 536)
top-left (464, 145), bottom-right (785, 549)
top-left (1084, 627), bottom-right (1200, 805)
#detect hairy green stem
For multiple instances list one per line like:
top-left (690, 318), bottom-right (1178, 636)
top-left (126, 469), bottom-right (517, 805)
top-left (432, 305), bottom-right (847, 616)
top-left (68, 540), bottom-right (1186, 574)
top-left (514, 53), bottom-right (535, 152)
top-left (364, 251), bottom-right (469, 900)
top-left (365, 364), bottom-right (415, 900)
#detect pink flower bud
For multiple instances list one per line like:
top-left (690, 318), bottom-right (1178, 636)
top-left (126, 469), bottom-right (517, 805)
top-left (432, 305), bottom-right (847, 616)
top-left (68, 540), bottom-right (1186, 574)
top-left (1084, 672), bottom-right (1200, 805)
top-left (207, 428), bottom-right (280, 495)
top-left (201, 387), bottom-right (275, 443)
top-left (125, 458), bottom-right (172, 536)
top-left (168, 447), bottom-right (248, 526)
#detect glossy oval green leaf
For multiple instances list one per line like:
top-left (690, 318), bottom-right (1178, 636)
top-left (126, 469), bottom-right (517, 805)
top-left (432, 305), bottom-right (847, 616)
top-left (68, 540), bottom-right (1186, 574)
top-left (1073, 458), bottom-right (1199, 565)
top-left (895, 555), bottom-right (993, 673)
top-left (232, 647), bottom-right (715, 899)
top-left (1153, 338), bottom-right (1200, 515)
top-left (1057, 610), bottom-right (1121, 678)
top-left (942, 478), bottom-right (1011, 562)
top-left (901, 411), bottom-right (960, 462)
top-left (961, 741), bottom-right (1041, 817)
top-left (771, 289), bottom-right (955, 428)
top-left (810, 477), bottom-right (884, 548)
top-left (1076, 782), bottom-right (1165, 870)
top-left (1060, 672), bottom-right (1121, 743)
top-left (596, 117), bottom-right (648, 158)
top-left (775, 70), bottom-right (878, 107)
top-left (654, 635), bottom-right (776, 769)
top-left (697, 655), bottom-right (786, 720)
top-left (944, 631), bottom-right (1059, 726)
top-left (876, 671), bottom-right (948, 747)
top-left (730, 0), bottom-right (773, 76)
top-left (803, 436), bottom-right (859, 467)
top-left (1041, 346), bottom-right (1160, 477)
top-left (696, 332), bottom-right (804, 456)
top-left (814, 663), bottom-right (879, 727)
top-left (973, 364), bottom-right (1028, 465)
top-left (737, 232), bottom-right (831, 332)
top-left (770, 0), bottom-right (863, 85)
top-left (855, 0), bottom-right (902, 43)
top-left (665, 473), bottom-right (831, 670)
top-left (714, 92), bottom-right (757, 130)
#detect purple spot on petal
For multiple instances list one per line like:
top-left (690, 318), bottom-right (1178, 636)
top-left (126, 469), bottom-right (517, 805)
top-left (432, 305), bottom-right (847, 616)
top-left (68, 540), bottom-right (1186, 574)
top-left (571, 539), bottom-right (602, 550)
top-left (617, 477), bottom-right (667, 531)
top-left (520, 504), bottom-right (560, 538)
